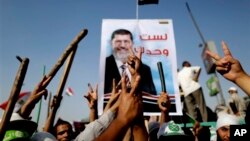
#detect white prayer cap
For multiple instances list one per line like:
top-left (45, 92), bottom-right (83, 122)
top-left (4, 113), bottom-right (37, 141)
top-left (10, 112), bottom-right (24, 121)
top-left (228, 87), bottom-right (237, 92)
top-left (216, 113), bottom-right (240, 130)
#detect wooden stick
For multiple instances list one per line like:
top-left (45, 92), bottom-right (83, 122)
top-left (43, 29), bottom-right (87, 132)
top-left (44, 47), bottom-right (77, 132)
top-left (0, 57), bottom-right (29, 140)
top-left (43, 29), bottom-right (88, 88)
top-left (47, 91), bottom-right (52, 118)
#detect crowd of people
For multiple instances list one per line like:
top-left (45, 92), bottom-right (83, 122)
top-left (1, 28), bottom-right (249, 141)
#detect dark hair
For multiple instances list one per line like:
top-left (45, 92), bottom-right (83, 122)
top-left (216, 130), bottom-right (223, 141)
top-left (182, 61), bottom-right (191, 67)
top-left (53, 118), bottom-right (73, 136)
top-left (197, 126), bottom-right (211, 141)
top-left (111, 29), bottom-right (133, 41)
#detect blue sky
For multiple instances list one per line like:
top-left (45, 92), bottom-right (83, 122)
top-left (1, 0), bottom-right (250, 130)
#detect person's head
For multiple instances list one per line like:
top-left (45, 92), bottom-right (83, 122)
top-left (73, 121), bottom-right (86, 135)
top-left (159, 120), bottom-right (194, 141)
top-left (53, 118), bottom-right (73, 141)
top-left (30, 132), bottom-right (57, 141)
top-left (216, 113), bottom-right (240, 141)
top-left (228, 87), bottom-right (238, 94)
top-left (182, 61), bottom-right (191, 67)
top-left (215, 104), bottom-right (229, 116)
top-left (3, 113), bottom-right (37, 141)
top-left (111, 29), bottom-right (133, 63)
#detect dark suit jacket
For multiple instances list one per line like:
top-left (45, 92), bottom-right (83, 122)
top-left (104, 55), bottom-right (156, 95)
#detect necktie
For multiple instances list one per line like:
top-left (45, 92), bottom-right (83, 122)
top-left (121, 64), bottom-right (131, 88)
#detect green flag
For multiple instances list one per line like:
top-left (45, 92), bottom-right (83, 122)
top-left (206, 75), bottom-right (220, 96)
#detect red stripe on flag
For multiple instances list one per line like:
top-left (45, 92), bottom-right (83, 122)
top-left (0, 91), bottom-right (31, 110)
top-left (66, 87), bottom-right (74, 96)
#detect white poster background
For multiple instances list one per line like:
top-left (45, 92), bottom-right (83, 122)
top-left (99, 19), bottom-right (182, 116)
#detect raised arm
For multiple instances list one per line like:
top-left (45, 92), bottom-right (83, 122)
top-left (127, 48), bottom-right (148, 141)
top-left (95, 74), bottom-right (143, 141)
top-left (158, 92), bottom-right (171, 126)
top-left (84, 83), bottom-right (98, 122)
top-left (103, 79), bottom-right (120, 113)
top-left (206, 41), bottom-right (250, 96)
top-left (43, 95), bottom-right (62, 132)
top-left (127, 46), bottom-right (142, 84)
top-left (18, 76), bottom-right (50, 119)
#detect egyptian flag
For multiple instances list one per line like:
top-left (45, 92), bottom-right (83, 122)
top-left (0, 91), bottom-right (31, 111)
top-left (138, 0), bottom-right (159, 5)
top-left (65, 87), bottom-right (74, 96)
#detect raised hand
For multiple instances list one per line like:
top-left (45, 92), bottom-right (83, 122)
top-left (50, 95), bottom-right (62, 109)
top-left (206, 41), bottom-right (244, 82)
top-left (29, 76), bottom-right (49, 103)
top-left (104, 79), bottom-right (121, 113)
top-left (19, 76), bottom-right (50, 119)
top-left (83, 83), bottom-right (98, 121)
top-left (117, 74), bottom-right (142, 125)
top-left (206, 41), bottom-right (250, 96)
top-left (84, 83), bottom-right (98, 109)
top-left (193, 121), bottom-right (202, 137)
top-left (157, 92), bottom-right (171, 112)
top-left (127, 47), bottom-right (142, 83)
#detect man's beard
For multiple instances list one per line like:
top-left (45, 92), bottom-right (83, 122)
top-left (113, 50), bottom-right (130, 63)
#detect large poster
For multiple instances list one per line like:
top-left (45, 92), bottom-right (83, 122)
top-left (99, 19), bottom-right (182, 116)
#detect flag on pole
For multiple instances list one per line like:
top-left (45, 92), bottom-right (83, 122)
top-left (138, 0), bottom-right (159, 5)
top-left (0, 91), bottom-right (31, 111)
top-left (65, 87), bottom-right (74, 96)
top-left (206, 75), bottom-right (220, 96)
